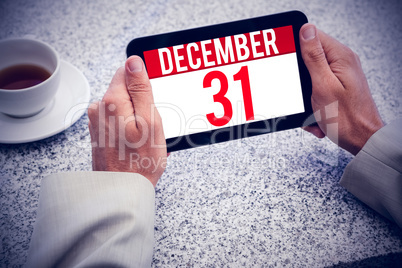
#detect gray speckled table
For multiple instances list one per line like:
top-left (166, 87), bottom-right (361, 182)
top-left (1, 0), bottom-right (402, 267)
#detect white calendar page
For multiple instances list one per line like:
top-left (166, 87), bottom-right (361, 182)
top-left (150, 53), bottom-right (304, 139)
top-left (144, 26), bottom-right (305, 139)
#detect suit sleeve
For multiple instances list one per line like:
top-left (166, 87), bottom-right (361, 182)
top-left (25, 171), bottom-right (155, 268)
top-left (340, 119), bottom-right (402, 228)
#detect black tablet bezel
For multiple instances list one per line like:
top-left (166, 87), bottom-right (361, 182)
top-left (127, 10), bottom-right (313, 152)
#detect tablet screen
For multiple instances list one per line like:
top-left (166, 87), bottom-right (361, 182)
top-left (127, 11), bottom-right (312, 152)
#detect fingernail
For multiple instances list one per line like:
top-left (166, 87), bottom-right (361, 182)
top-left (302, 25), bottom-right (316, 41)
top-left (128, 57), bottom-right (143, 73)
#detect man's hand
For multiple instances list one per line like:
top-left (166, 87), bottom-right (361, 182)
top-left (88, 56), bottom-right (167, 187)
top-left (300, 23), bottom-right (384, 155)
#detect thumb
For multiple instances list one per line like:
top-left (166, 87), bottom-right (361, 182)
top-left (125, 56), bottom-right (155, 119)
top-left (302, 125), bottom-right (326, 139)
top-left (299, 24), bottom-right (333, 83)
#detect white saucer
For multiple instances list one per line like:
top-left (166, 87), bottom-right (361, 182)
top-left (0, 60), bottom-right (91, 144)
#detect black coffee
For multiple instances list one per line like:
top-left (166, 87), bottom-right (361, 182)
top-left (0, 64), bottom-right (51, 90)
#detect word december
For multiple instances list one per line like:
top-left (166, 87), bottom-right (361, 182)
top-left (159, 29), bottom-right (279, 75)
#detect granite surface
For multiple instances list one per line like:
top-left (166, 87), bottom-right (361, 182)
top-left (1, 0), bottom-right (402, 267)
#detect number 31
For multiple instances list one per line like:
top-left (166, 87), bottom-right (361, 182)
top-left (203, 66), bottom-right (254, 127)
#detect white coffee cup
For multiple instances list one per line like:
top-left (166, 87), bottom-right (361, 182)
top-left (0, 38), bottom-right (61, 117)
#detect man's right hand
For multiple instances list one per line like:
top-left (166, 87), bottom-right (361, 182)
top-left (299, 23), bottom-right (384, 155)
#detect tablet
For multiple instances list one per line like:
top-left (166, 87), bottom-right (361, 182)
top-left (127, 10), bottom-right (313, 152)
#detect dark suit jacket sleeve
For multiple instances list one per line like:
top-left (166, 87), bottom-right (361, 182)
top-left (340, 119), bottom-right (402, 228)
top-left (25, 171), bottom-right (155, 268)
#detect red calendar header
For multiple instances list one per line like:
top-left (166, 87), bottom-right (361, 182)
top-left (143, 25), bottom-right (295, 79)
